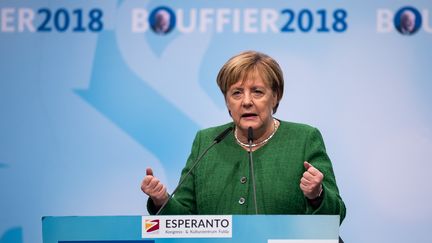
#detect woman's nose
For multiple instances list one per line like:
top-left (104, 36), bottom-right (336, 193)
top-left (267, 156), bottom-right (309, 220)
top-left (242, 93), bottom-right (253, 107)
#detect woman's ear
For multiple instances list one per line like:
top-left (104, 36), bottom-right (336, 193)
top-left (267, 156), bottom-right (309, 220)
top-left (271, 93), bottom-right (279, 114)
top-left (225, 99), bottom-right (232, 117)
top-left (272, 93), bottom-right (278, 107)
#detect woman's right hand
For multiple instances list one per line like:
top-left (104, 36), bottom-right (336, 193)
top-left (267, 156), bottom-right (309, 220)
top-left (141, 168), bottom-right (169, 207)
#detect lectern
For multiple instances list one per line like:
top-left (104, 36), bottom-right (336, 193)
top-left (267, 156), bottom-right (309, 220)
top-left (42, 215), bottom-right (339, 243)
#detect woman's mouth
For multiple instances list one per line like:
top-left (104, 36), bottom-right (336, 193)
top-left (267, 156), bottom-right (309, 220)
top-left (241, 113), bottom-right (258, 119)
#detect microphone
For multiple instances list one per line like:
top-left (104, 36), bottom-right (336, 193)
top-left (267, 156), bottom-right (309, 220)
top-left (215, 126), bottom-right (234, 143)
top-left (248, 127), bottom-right (258, 214)
top-left (248, 127), bottom-right (254, 143)
top-left (155, 126), bottom-right (233, 215)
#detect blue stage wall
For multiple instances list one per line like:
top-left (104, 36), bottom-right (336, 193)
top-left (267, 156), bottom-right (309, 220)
top-left (1, 1), bottom-right (431, 243)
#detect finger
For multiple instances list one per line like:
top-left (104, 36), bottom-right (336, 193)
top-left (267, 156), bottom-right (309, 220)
top-left (304, 173), bottom-right (323, 186)
top-left (299, 183), bottom-right (311, 194)
top-left (307, 166), bottom-right (321, 177)
top-left (150, 183), bottom-right (167, 200)
top-left (141, 176), bottom-right (153, 191)
top-left (304, 161), bottom-right (316, 173)
top-left (302, 171), bottom-right (314, 182)
top-left (147, 177), bottom-right (161, 190)
top-left (300, 177), bottom-right (310, 186)
top-left (141, 176), bottom-right (151, 191)
top-left (146, 167), bottom-right (153, 176)
top-left (156, 184), bottom-right (166, 194)
top-left (299, 183), bottom-right (306, 192)
top-left (142, 177), bottom-right (157, 193)
top-left (156, 185), bottom-right (167, 198)
top-left (153, 182), bottom-right (164, 194)
top-left (304, 162), bottom-right (322, 177)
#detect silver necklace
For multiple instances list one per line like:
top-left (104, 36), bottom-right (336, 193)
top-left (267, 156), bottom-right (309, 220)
top-left (234, 118), bottom-right (278, 148)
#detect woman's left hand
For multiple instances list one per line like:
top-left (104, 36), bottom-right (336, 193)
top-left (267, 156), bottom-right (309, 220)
top-left (300, 161), bottom-right (324, 199)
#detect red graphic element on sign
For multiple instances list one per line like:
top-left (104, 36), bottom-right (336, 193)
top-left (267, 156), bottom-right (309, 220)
top-left (145, 219), bottom-right (160, 233)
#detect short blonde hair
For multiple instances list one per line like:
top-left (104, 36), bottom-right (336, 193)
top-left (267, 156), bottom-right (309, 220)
top-left (216, 50), bottom-right (284, 113)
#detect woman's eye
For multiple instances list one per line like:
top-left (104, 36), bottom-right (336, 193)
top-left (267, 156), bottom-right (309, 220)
top-left (231, 90), bottom-right (242, 98)
top-left (253, 90), bottom-right (264, 96)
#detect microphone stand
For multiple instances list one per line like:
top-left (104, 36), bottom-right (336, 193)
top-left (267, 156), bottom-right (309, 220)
top-left (155, 127), bottom-right (233, 215)
top-left (248, 127), bottom-right (258, 214)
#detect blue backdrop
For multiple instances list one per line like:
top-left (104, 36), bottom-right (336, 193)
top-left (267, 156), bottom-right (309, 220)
top-left (1, 1), bottom-right (432, 243)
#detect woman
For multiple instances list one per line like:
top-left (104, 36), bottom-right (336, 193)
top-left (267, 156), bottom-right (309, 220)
top-left (141, 51), bottom-right (346, 223)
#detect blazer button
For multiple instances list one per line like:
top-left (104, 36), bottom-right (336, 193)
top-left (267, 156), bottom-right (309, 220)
top-left (238, 197), bottom-right (245, 205)
top-left (240, 177), bottom-right (247, 184)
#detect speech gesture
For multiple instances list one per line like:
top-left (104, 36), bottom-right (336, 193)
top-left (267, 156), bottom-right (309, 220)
top-left (300, 161), bottom-right (324, 200)
top-left (141, 168), bottom-right (168, 207)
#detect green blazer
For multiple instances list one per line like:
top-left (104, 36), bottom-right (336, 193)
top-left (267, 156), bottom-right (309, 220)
top-left (148, 120), bottom-right (346, 223)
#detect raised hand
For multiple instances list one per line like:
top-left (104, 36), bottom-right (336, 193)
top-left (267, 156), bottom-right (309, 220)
top-left (300, 161), bottom-right (324, 199)
top-left (141, 168), bottom-right (169, 206)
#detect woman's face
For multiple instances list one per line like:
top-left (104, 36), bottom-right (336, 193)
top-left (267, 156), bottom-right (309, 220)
top-left (225, 72), bottom-right (277, 134)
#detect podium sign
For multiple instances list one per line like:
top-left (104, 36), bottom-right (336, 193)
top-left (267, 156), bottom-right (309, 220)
top-left (42, 215), bottom-right (339, 243)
